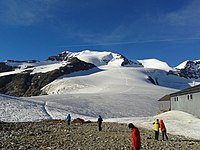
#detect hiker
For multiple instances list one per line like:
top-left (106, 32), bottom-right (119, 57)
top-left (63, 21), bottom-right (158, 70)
top-left (128, 123), bottom-right (141, 150)
top-left (97, 115), bottom-right (103, 131)
top-left (159, 119), bottom-right (168, 140)
top-left (66, 114), bottom-right (71, 125)
top-left (153, 119), bottom-right (160, 140)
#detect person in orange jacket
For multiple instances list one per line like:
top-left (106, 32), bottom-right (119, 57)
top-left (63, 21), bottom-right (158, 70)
top-left (128, 123), bottom-right (141, 150)
top-left (159, 119), bottom-right (168, 140)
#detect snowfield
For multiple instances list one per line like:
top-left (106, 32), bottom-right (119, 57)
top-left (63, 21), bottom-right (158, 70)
top-left (1, 94), bottom-right (200, 139)
top-left (0, 94), bottom-right (51, 122)
top-left (1, 50), bottom-right (200, 139)
top-left (138, 58), bottom-right (172, 71)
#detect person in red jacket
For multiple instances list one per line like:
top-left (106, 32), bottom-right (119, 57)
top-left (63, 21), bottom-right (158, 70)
top-left (159, 119), bottom-right (168, 140)
top-left (128, 123), bottom-right (141, 150)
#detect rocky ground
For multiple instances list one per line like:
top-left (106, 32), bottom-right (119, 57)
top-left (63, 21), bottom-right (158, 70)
top-left (0, 120), bottom-right (200, 150)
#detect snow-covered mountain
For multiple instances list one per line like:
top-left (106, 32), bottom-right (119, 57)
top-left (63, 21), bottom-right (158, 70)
top-left (0, 50), bottom-right (199, 97)
top-left (47, 50), bottom-right (142, 67)
top-left (171, 60), bottom-right (200, 79)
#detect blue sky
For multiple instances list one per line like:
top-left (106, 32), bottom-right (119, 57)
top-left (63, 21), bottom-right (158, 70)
top-left (0, 0), bottom-right (200, 67)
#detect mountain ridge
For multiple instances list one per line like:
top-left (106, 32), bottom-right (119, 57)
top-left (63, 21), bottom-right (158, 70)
top-left (0, 50), bottom-right (199, 97)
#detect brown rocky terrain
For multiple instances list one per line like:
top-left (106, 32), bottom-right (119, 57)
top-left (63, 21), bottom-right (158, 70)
top-left (0, 58), bottom-right (96, 97)
top-left (0, 120), bottom-right (200, 150)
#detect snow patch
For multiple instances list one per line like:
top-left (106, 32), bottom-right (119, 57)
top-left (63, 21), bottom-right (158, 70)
top-left (138, 59), bottom-right (172, 71)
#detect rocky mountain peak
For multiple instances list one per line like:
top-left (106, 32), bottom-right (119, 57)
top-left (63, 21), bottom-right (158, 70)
top-left (0, 62), bottom-right (13, 73)
top-left (171, 60), bottom-right (200, 79)
top-left (47, 51), bottom-right (74, 61)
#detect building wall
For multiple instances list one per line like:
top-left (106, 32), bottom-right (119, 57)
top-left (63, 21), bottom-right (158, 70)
top-left (159, 101), bottom-right (171, 112)
top-left (171, 92), bottom-right (200, 118)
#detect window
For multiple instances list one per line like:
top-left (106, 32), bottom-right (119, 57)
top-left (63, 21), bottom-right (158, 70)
top-left (174, 97), bottom-right (178, 102)
top-left (187, 94), bottom-right (193, 100)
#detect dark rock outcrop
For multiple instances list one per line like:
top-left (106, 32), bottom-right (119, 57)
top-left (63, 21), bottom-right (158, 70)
top-left (120, 54), bottom-right (142, 66)
top-left (169, 60), bottom-right (200, 79)
top-left (47, 51), bottom-right (74, 61)
top-left (0, 62), bottom-right (13, 73)
top-left (0, 73), bottom-right (32, 97)
top-left (71, 118), bottom-right (85, 124)
top-left (0, 58), bottom-right (96, 97)
top-left (147, 76), bottom-right (159, 85)
top-left (6, 60), bottom-right (38, 63)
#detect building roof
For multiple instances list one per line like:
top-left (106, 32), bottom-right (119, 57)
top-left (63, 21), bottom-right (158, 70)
top-left (158, 95), bottom-right (170, 101)
top-left (170, 84), bottom-right (200, 97)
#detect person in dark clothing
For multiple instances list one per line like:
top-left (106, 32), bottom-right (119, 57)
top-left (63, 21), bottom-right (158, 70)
top-left (153, 119), bottom-right (160, 140)
top-left (66, 114), bottom-right (71, 125)
top-left (128, 123), bottom-right (141, 150)
top-left (97, 115), bottom-right (103, 131)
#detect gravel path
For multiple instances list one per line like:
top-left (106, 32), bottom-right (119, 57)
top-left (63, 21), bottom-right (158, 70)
top-left (0, 120), bottom-right (200, 150)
